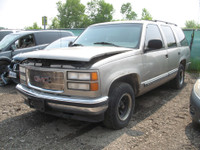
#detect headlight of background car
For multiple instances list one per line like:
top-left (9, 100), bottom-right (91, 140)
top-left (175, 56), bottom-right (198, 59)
top-left (194, 79), bottom-right (200, 98)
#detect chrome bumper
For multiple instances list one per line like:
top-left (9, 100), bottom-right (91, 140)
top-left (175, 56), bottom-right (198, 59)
top-left (16, 84), bottom-right (108, 115)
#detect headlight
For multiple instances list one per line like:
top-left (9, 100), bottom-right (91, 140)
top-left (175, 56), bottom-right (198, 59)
top-left (194, 79), bottom-right (200, 98)
top-left (19, 66), bottom-right (27, 85)
top-left (68, 82), bottom-right (98, 91)
top-left (67, 72), bottom-right (98, 81)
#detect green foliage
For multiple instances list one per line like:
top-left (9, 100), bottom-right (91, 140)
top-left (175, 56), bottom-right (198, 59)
top-left (120, 3), bottom-right (137, 20)
top-left (185, 20), bottom-right (200, 29)
top-left (25, 22), bottom-right (42, 30)
top-left (87, 0), bottom-right (114, 24)
top-left (57, 0), bottom-right (86, 28)
top-left (49, 17), bottom-right (60, 29)
top-left (141, 8), bottom-right (153, 20)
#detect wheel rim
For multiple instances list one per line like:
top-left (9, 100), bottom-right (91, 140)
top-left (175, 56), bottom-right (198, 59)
top-left (117, 93), bottom-right (132, 121)
top-left (179, 69), bottom-right (184, 86)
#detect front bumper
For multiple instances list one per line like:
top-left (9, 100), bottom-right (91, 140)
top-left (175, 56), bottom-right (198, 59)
top-left (190, 89), bottom-right (200, 124)
top-left (16, 84), bottom-right (108, 122)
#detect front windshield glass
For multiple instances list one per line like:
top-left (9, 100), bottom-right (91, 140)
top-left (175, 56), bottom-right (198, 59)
top-left (0, 34), bottom-right (20, 50)
top-left (74, 23), bottom-right (142, 49)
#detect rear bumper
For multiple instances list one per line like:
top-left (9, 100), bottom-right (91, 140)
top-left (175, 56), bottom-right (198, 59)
top-left (16, 84), bottom-right (108, 121)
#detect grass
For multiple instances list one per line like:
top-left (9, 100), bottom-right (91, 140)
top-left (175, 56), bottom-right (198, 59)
top-left (187, 58), bottom-right (200, 72)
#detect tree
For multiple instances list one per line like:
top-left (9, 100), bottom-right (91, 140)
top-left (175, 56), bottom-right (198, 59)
top-left (57, 0), bottom-right (86, 28)
top-left (120, 3), bottom-right (137, 20)
top-left (141, 8), bottom-right (153, 20)
top-left (185, 20), bottom-right (200, 29)
top-left (49, 17), bottom-right (60, 29)
top-left (87, 0), bottom-right (114, 24)
top-left (25, 22), bottom-right (42, 30)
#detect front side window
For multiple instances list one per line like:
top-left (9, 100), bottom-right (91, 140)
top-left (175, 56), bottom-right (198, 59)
top-left (74, 23), bottom-right (143, 49)
top-left (145, 24), bottom-right (163, 49)
top-left (161, 25), bottom-right (177, 48)
top-left (14, 34), bottom-right (35, 50)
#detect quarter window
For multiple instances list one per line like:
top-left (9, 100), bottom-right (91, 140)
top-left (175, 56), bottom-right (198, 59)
top-left (173, 26), bottom-right (188, 46)
top-left (161, 26), bottom-right (177, 48)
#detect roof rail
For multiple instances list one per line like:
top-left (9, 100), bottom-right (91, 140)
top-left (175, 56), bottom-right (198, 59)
top-left (153, 20), bottom-right (177, 26)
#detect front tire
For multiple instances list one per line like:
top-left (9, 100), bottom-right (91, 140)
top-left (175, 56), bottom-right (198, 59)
top-left (103, 82), bottom-right (135, 130)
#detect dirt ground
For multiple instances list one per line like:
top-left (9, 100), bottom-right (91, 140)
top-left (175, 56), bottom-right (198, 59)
top-left (0, 73), bottom-right (200, 150)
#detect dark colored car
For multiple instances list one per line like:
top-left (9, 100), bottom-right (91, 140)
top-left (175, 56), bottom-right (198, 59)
top-left (0, 30), bottom-right (19, 41)
top-left (0, 30), bottom-right (74, 85)
top-left (8, 36), bottom-right (77, 84)
top-left (190, 79), bottom-right (200, 126)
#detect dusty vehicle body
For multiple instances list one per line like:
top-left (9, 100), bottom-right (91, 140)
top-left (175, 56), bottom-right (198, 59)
top-left (16, 20), bottom-right (190, 129)
top-left (0, 30), bottom-right (74, 85)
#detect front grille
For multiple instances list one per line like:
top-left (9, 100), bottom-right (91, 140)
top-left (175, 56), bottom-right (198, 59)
top-left (28, 69), bottom-right (64, 91)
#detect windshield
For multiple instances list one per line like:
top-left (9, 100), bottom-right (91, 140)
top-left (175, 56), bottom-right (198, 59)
top-left (74, 23), bottom-right (142, 49)
top-left (0, 34), bottom-right (20, 50)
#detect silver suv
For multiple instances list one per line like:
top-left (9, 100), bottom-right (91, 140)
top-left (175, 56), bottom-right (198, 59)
top-left (16, 20), bottom-right (190, 129)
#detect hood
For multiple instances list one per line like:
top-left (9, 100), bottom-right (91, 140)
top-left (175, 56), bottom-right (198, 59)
top-left (15, 46), bottom-right (132, 62)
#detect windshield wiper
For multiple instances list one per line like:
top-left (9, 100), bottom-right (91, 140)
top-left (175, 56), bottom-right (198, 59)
top-left (71, 43), bottom-right (83, 47)
top-left (93, 42), bottom-right (120, 47)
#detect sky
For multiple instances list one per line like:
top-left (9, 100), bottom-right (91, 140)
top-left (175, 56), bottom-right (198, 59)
top-left (0, 0), bottom-right (199, 29)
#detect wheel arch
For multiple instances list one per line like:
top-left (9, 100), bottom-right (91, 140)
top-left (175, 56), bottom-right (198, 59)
top-left (108, 73), bottom-right (140, 96)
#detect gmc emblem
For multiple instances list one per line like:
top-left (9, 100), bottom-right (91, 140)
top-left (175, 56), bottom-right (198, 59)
top-left (34, 76), bottom-right (51, 83)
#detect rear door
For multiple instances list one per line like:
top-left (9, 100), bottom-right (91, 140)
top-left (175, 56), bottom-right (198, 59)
top-left (160, 25), bottom-right (180, 72)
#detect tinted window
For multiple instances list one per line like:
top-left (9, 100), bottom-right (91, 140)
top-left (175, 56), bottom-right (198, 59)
top-left (74, 23), bottom-right (142, 49)
top-left (145, 24), bottom-right (163, 49)
top-left (13, 34), bottom-right (36, 50)
top-left (173, 26), bottom-right (188, 46)
top-left (161, 25), bottom-right (177, 48)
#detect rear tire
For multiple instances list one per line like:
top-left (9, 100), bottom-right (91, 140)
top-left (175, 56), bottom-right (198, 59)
top-left (103, 82), bottom-right (135, 130)
top-left (170, 64), bottom-right (185, 89)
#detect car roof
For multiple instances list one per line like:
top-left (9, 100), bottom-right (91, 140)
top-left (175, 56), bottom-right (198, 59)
top-left (90, 20), bottom-right (177, 27)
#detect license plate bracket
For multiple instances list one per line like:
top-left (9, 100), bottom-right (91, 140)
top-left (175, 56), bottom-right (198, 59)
top-left (29, 99), bottom-right (45, 112)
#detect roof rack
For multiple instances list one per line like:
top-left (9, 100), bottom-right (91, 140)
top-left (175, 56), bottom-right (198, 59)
top-left (153, 20), bottom-right (177, 26)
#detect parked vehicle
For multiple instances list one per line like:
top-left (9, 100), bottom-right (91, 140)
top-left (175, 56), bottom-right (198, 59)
top-left (0, 30), bottom-right (74, 85)
top-left (0, 30), bottom-right (19, 41)
top-left (16, 20), bottom-right (190, 129)
top-left (8, 36), bottom-right (77, 84)
top-left (190, 79), bottom-right (200, 126)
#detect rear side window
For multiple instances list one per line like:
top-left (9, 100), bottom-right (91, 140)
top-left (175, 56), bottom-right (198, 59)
top-left (161, 26), bottom-right (177, 48)
top-left (173, 26), bottom-right (188, 46)
top-left (145, 24), bottom-right (163, 49)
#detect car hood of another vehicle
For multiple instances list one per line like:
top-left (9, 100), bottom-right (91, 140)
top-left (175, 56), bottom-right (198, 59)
top-left (15, 46), bottom-right (133, 62)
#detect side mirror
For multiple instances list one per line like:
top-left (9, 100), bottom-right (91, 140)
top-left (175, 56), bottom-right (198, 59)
top-left (147, 39), bottom-right (163, 50)
top-left (68, 41), bottom-right (73, 47)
